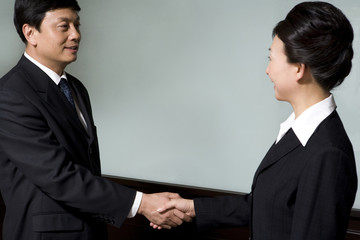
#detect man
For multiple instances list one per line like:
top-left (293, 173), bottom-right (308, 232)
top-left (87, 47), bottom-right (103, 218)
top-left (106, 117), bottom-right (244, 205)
top-left (0, 0), bottom-right (189, 239)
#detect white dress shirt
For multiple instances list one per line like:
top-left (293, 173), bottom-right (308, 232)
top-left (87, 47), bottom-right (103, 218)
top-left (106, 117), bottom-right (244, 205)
top-left (276, 94), bottom-right (336, 146)
top-left (23, 52), bottom-right (142, 218)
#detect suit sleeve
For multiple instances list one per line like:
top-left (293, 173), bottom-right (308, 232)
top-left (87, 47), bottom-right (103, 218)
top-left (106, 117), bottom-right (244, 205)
top-left (290, 148), bottom-right (357, 240)
top-left (0, 88), bottom-right (136, 228)
top-left (194, 193), bottom-right (251, 231)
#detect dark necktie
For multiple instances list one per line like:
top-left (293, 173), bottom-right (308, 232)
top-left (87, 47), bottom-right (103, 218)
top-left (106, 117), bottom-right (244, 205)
top-left (59, 78), bottom-right (75, 108)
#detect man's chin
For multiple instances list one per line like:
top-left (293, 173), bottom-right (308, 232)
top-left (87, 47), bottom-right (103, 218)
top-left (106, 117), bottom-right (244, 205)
top-left (65, 56), bottom-right (78, 65)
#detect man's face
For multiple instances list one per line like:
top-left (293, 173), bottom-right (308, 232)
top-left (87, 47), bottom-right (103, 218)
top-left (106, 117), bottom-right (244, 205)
top-left (30, 8), bottom-right (81, 73)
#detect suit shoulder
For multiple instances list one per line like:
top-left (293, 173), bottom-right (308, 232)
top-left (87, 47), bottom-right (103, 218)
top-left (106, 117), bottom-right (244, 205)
top-left (311, 111), bottom-right (352, 152)
top-left (305, 111), bottom-right (355, 169)
top-left (0, 64), bottom-right (28, 89)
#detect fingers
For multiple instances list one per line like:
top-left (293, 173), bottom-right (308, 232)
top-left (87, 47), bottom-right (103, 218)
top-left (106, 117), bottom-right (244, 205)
top-left (156, 208), bottom-right (184, 227)
top-left (174, 209), bottom-right (192, 223)
top-left (150, 208), bottom-right (189, 230)
top-left (150, 207), bottom-right (193, 230)
top-left (150, 222), bottom-right (161, 229)
top-left (168, 210), bottom-right (183, 226)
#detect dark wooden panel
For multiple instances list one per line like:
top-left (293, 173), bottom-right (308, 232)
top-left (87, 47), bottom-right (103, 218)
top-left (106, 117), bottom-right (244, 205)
top-left (107, 215), bottom-right (249, 240)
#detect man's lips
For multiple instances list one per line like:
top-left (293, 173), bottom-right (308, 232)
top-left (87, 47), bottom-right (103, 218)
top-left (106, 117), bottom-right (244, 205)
top-left (65, 46), bottom-right (79, 51)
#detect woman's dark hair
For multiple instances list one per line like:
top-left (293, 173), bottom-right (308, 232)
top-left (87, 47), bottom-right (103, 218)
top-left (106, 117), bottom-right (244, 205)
top-left (273, 1), bottom-right (353, 91)
top-left (14, 0), bottom-right (81, 43)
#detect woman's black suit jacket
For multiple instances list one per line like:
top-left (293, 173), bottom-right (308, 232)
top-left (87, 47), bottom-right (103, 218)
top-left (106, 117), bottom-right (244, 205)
top-left (194, 110), bottom-right (357, 240)
top-left (0, 56), bottom-right (136, 240)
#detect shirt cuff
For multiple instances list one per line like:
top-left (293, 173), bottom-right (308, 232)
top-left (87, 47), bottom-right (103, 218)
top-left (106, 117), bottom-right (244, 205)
top-left (127, 191), bottom-right (143, 218)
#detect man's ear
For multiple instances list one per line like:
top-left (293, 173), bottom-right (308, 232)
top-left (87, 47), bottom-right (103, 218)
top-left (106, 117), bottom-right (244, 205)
top-left (22, 24), bottom-right (37, 47)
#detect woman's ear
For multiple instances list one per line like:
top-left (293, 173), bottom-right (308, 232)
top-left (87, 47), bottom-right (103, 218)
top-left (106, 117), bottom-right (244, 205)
top-left (295, 63), bottom-right (306, 81)
top-left (22, 24), bottom-right (37, 47)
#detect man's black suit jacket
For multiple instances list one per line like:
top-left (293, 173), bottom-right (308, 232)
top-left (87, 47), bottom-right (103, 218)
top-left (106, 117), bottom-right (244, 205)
top-left (194, 110), bottom-right (357, 240)
top-left (0, 56), bottom-right (136, 240)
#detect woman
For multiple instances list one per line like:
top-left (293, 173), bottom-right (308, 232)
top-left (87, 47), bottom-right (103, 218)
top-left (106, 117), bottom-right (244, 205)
top-left (157, 2), bottom-right (357, 239)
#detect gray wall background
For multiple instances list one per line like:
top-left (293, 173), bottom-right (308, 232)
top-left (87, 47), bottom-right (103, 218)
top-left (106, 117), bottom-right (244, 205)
top-left (1, 0), bottom-right (359, 208)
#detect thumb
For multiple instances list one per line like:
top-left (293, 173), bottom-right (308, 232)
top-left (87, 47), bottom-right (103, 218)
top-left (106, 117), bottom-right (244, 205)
top-left (157, 199), bottom-right (177, 213)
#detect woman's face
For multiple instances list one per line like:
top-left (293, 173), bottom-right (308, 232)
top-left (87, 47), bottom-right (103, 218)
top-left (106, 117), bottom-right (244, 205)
top-left (266, 35), bottom-right (299, 102)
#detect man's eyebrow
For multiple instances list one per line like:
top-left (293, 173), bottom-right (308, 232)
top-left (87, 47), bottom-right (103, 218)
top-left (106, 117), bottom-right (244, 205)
top-left (57, 16), bottom-right (80, 22)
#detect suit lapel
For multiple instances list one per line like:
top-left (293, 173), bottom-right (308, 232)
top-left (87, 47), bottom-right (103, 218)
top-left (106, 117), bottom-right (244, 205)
top-left (251, 129), bottom-right (301, 190)
top-left (68, 78), bottom-right (96, 140)
top-left (19, 56), bottom-right (89, 140)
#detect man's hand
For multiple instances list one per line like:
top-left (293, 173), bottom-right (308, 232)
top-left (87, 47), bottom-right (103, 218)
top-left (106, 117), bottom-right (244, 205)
top-left (150, 197), bottom-right (195, 229)
top-left (137, 192), bottom-right (192, 229)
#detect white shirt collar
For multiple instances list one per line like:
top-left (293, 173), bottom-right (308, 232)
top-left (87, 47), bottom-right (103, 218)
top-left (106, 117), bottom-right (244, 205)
top-left (24, 52), bottom-right (67, 85)
top-left (276, 95), bottom-right (336, 146)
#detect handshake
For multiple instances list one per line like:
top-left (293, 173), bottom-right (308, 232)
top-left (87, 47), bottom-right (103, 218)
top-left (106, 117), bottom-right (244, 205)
top-left (137, 192), bottom-right (196, 229)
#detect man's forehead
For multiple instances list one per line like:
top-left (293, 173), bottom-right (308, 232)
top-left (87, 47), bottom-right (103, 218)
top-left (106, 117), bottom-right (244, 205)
top-left (45, 8), bottom-right (80, 20)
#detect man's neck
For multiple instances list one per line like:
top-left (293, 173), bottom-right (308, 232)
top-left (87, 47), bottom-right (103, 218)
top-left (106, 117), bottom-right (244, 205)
top-left (25, 49), bottom-right (65, 76)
